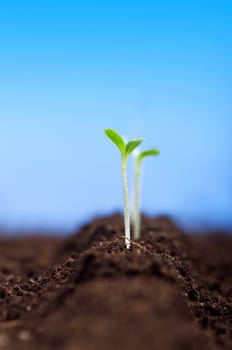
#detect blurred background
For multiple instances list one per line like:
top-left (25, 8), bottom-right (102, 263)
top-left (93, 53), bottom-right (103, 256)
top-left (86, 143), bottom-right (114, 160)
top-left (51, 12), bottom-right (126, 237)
top-left (0, 0), bottom-right (231, 232)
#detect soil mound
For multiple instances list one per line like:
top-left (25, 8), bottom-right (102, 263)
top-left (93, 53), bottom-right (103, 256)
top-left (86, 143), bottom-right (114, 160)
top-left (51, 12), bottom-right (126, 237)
top-left (0, 215), bottom-right (231, 349)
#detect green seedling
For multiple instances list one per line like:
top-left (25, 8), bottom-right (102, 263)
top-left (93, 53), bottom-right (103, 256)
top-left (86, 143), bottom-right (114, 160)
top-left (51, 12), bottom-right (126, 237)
top-left (133, 149), bottom-right (160, 240)
top-left (104, 128), bottom-right (143, 249)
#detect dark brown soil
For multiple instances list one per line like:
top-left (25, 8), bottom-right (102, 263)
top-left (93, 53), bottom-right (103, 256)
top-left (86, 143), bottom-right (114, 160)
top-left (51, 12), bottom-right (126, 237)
top-left (0, 214), bottom-right (231, 350)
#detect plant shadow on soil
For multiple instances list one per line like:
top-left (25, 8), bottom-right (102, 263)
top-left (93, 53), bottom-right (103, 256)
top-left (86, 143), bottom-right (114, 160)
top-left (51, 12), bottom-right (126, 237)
top-left (0, 214), bottom-right (231, 350)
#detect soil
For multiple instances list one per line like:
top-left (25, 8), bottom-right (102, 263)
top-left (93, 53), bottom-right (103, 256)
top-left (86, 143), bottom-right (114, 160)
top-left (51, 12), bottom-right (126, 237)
top-left (0, 214), bottom-right (231, 350)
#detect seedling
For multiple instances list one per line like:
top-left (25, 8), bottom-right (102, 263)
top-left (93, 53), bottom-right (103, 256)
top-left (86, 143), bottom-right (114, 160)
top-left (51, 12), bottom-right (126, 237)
top-left (104, 128), bottom-right (143, 249)
top-left (133, 149), bottom-right (160, 240)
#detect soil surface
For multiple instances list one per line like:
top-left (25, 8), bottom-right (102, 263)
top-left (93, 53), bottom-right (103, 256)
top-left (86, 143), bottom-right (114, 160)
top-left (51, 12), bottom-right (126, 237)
top-left (0, 214), bottom-right (231, 350)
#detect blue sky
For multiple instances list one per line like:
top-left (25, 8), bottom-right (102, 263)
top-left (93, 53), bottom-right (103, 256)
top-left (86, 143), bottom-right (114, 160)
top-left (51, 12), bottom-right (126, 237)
top-left (0, 1), bottom-right (231, 231)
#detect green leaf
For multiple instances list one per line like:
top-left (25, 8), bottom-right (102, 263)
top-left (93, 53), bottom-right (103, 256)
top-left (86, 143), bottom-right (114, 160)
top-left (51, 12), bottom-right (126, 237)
top-left (126, 139), bottom-right (143, 155)
top-left (104, 129), bottom-right (126, 155)
top-left (138, 148), bottom-right (160, 161)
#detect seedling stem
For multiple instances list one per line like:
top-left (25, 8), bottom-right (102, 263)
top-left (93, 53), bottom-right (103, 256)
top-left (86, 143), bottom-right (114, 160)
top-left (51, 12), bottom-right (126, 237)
top-left (133, 149), bottom-right (160, 240)
top-left (134, 156), bottom-right (142, 240)
top-left (122, 156), bottom-right (130, 248)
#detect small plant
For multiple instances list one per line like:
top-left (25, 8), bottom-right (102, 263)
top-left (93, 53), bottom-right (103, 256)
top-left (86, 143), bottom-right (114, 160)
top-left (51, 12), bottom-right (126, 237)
top-left (104, 128), bottom-right (143, 249)
top-left (133, 149), bottom-right (160, 240)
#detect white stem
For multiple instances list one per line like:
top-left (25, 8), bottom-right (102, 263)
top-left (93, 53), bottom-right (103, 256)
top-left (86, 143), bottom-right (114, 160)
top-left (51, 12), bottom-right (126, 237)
top-left (122, 156), bottom-right (130, 249)
top-left (134, 158), bottom-right (141, 240)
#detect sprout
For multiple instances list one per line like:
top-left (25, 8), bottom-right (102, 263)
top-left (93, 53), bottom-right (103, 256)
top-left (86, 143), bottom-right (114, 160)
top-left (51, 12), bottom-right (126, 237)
top-left (133, 149), bottom-right (160, 240)
top-left (104, 128), bottom-right (143, 249)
